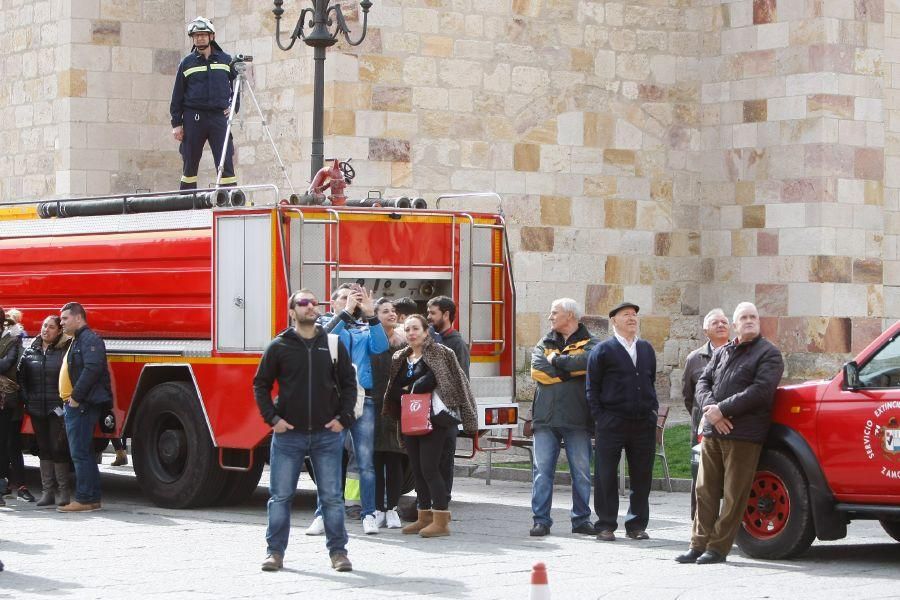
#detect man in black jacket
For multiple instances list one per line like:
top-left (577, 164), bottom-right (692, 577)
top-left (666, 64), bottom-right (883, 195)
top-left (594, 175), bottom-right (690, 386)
top-left (254, 289), bottom-right (358, 573)
top-left (586, 301), bottom-right (658, 542)
top-left (58, 302), bottom-right (113, 513)
top-left (426, 295), bottom-right (470, 500)
top-left (675, 301), bottom-right (784, 565)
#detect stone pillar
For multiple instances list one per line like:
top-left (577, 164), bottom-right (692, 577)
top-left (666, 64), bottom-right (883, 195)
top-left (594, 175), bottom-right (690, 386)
top-left (0, 0), bottom-right (67, 201)
top-left (56, 0), bottom-right (184, 196)
top-left (700, 0), bottom-right (885, 380)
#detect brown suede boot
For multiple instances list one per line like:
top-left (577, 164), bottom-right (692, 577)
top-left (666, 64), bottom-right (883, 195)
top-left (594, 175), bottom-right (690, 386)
top-left (111, 449), bottom-right (128, 466)
top-left (419, 509), bottom-right (451, 537)
top-left (401, 509), bottom-right (433, 534)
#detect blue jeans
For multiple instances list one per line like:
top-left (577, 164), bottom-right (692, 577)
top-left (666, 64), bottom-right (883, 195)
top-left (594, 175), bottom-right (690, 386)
top-left (316, 396), bottom-right (376, 519)
top-left (531, 426), bottom-right (592, 528)
top-left (64, 403), bottom-right (102, 504)
top-left (267, 428), bottom-right (347, 557)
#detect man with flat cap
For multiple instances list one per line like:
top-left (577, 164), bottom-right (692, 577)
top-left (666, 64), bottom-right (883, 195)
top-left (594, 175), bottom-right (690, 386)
top-left (586, 301), bottom-right (658, 542)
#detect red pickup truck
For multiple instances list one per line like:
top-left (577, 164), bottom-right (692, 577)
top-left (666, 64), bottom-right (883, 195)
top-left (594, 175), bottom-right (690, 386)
top-left (735, 322), bottom-right (900, 558)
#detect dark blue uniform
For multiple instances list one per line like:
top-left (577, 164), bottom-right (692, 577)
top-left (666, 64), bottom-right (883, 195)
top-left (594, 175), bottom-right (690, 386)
top-left (170, 42), bottom-right (239, 189)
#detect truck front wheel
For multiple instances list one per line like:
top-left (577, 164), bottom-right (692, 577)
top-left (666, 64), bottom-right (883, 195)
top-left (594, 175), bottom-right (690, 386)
top-left (736, 449), bottom-right (816, 559)
top-left (132, 382), bottom-right (226, 509)
top-left (881, 519), bottom-right (900, 542)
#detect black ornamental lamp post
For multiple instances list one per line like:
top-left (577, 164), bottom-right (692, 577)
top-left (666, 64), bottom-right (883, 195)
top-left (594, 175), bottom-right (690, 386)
top-left (273, 0), bottom-right (373, 180)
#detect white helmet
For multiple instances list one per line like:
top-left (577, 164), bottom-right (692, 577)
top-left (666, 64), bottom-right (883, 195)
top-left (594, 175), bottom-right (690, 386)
top-left (187, 16), bottom-right (215, 36)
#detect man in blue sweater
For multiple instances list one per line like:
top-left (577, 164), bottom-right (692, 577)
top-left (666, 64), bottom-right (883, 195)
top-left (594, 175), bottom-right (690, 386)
top-left (586, 301), bottom-right (658, 542)
top-left (307, 284), bottom-right (388, 536)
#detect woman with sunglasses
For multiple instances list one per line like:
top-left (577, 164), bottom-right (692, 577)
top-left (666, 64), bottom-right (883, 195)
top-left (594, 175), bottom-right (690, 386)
top-left (383, 314), bottom-right (477, 537)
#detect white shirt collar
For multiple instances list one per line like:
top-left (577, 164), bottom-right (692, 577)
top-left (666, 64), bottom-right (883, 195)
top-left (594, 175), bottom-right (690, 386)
top-left (613, 329), bottom-right (638, 366)
top-left (613, 329), bottom-right (638, 348)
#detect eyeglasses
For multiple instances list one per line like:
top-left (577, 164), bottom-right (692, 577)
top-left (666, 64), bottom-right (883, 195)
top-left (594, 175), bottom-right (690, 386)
top-left (294, 299), bottom-right (318, 307)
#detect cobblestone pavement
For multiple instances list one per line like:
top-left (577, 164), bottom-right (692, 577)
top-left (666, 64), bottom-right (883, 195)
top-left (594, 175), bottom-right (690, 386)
top-left (1, 455), bottom-right (898, 599)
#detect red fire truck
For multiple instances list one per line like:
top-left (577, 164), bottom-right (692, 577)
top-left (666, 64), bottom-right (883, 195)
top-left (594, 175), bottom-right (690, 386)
top-left (0, 186), bottom-right (518, 508)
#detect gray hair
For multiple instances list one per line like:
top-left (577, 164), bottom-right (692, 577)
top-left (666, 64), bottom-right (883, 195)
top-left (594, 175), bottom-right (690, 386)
top-left (702, 308), bottom-right (727, 329)
top-left (732, 301), bottom-right (758, 323)
top-left (551, 298), bottom-right (582, 321)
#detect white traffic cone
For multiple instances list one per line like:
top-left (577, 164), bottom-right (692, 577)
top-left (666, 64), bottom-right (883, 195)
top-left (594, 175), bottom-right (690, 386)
top-left (529, 562), bottom-right (550, 600)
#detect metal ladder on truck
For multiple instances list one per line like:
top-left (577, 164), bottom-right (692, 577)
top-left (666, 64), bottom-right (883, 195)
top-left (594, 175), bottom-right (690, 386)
top-left (437, 193), bottom-right (518, 466)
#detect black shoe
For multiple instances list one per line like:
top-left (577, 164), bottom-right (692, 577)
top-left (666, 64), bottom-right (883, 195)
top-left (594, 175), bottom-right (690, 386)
top-left (696, 550), bottom-right (726, 565)
top-left (530, 523), bottom-right (550, 537)
top-left (596, 529), bottom-right (616, 542)
top-left (571, 522), bottom-right (596, 535)
top-left (675, 548), bottom-right (704, 564)
top-left (625, 529), bottom-right (649, 540)
top-left (17, 487), bottom-right (36, 503)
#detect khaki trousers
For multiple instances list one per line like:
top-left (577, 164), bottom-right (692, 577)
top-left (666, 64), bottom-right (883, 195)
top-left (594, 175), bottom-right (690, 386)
top-left (690, 436), bottom-right (762, 556)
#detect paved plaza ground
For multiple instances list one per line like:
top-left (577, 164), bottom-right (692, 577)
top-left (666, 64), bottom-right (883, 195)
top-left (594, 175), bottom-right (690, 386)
top-left (1, 456), bottom-right (898, 599)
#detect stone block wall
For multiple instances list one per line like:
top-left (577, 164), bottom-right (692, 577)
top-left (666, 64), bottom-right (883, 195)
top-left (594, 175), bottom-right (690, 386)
top-left (0, 0), bottom-right (65, 201)
top-left (4, 0), bottom-right (899, 413)
top-left (699, 0), bottom-right (889, 382)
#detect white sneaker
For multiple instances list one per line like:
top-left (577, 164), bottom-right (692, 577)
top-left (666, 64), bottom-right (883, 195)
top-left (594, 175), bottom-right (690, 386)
top-left (362, 514), bottom-right (379, 535)
top-left (373, 510), bottom-right (387, 528)
top-left (386, 508), bottom-right (402, 529)
top-left (305, 515), bottom-right (325, 536)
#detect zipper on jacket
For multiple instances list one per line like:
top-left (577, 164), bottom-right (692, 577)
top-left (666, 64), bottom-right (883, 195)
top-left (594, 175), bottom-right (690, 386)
top-left (307, 338), bottom-right (313, 432)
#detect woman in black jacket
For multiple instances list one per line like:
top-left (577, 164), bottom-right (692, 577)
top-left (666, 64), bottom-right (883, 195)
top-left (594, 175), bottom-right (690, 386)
top-left (18, 316), bottom-right (72, 507)
top-left (383, 314), bottom-right (477, 538)
top-left (0, 308), bottom-right (27, 505)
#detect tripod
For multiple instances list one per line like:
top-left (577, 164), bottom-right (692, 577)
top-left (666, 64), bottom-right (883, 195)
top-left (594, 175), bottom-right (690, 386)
top-left (216, 57), bottom-right (296, 195)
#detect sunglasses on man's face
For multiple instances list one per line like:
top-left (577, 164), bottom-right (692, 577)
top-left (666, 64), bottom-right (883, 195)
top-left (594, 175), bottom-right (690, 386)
top-left (295, 299), bottom-right (318, 307)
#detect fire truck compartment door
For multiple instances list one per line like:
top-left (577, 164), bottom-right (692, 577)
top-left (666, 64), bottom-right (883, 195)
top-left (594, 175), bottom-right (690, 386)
top-left (216, 214), bottom-right (272, 351)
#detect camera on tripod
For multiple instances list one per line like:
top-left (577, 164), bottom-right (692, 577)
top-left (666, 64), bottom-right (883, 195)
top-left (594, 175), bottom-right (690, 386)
top-left (231, 54), bottom-right (253, 74)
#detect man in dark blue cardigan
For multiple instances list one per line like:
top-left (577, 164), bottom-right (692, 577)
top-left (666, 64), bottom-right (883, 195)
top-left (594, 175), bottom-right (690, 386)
top-left (586, 301), bottom-right (658, 542)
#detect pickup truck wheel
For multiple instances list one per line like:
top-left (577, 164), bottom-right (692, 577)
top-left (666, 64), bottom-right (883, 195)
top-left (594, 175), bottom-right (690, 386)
top-left (132, 382), bottom-right (226, 509)
top-left (880, 519), bottom-right (900, 542)
top-left (736, 449), bottom-right (815, 559)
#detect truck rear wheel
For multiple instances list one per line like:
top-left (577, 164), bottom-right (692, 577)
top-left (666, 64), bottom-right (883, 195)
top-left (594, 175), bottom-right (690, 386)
top-left (736, 449), bottom-right (816, 559)
top-left (132, 382), bottom-right (226, 508)
top-left (216, 452), bottom-right (265, 506)
top-left (881, 519), bottom-right (900, 542)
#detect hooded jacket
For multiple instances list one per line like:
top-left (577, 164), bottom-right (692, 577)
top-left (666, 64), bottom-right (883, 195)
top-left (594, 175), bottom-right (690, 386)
top-left (325, 310), bottom-right (389, 392)
top-left (254, 325), bottom-right (358, 430)
top-left (19, 334), bottom-right (71, 417)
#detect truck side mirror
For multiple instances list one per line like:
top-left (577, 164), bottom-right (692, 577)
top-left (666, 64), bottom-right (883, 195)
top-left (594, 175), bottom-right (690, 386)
top-left (842, 361), bottom-right (861, 391)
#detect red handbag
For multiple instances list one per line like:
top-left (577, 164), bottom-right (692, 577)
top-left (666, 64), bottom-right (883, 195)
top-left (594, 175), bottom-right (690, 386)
top-left (400, 392), bottom-right (433, 436)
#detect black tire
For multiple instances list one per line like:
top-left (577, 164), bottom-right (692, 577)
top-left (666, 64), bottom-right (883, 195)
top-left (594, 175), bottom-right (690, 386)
top-left (215, 452), bottom-right (265, 506)
top-left (736, 449), bottom-right (816, 559)
top-left (881, 519), bottom-right (900, 542)
top-left (132, 382), bottom-right (226, 509)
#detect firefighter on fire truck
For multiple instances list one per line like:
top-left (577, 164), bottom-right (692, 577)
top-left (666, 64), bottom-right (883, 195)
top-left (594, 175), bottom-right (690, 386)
top-left (170, 16), bottom-right (239, 190)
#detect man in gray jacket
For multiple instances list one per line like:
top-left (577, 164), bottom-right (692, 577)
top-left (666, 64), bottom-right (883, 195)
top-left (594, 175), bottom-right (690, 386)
top-left (529, 298), bottom-right (601, 537)
top-left (676, 302), bottom-right (784, 564)
top-left (682, 308), bottom-right (731, 519)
